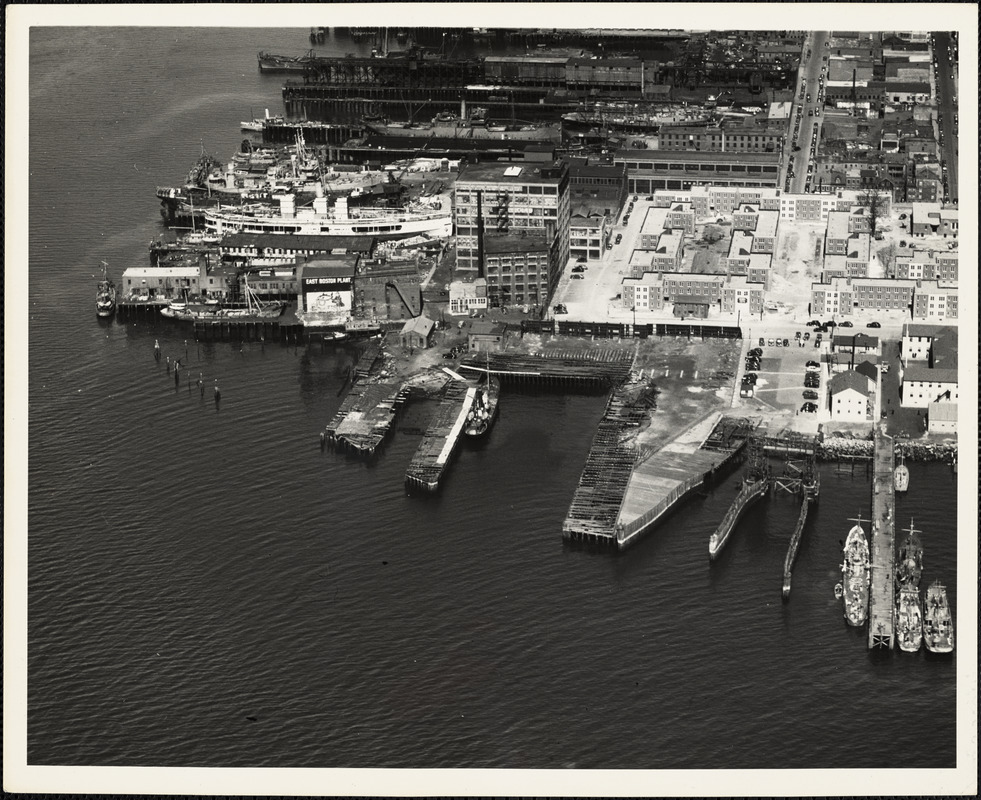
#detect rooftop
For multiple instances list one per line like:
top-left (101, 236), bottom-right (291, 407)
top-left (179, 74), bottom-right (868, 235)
top-left (829, 370), bottom-right (870, 397)
top-left (456, 160), bottom-right (567, 185)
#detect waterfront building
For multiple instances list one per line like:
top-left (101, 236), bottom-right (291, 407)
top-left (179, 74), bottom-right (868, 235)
top-left (120, 264), bottom-right (205, 301)
top-left (613, 149), bottom-right (782, 194)
top-left (453, 160), bottom-right (570, 302)
top-left (447, 278), bottom-right (489, 316)
top-left (297, 260), bottom-right (355, 317)
top-left (927, 401), bottom-right (958, 434)
top-left (221, 232), bottom-right (375, 266)
top-left (468, 320), bottom-right (509, 353)
top-left (828, 370), bottom-right (872, 421)
top-left (399, 314), bottom-right (435, 350)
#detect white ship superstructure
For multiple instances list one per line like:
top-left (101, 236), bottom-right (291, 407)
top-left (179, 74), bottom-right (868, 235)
top-left (204, 192), bottom-right (452, 241)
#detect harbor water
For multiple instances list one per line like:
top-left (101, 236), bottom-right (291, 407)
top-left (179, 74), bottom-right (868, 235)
top-left (26, 28), bottom-right (958, 771)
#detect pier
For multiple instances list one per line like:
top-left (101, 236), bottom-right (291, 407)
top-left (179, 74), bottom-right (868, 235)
top-left (405, 380), bottom-right (476, 492)
top-left (458, 349), bottom-right (633, 390)
top-left (868, 425), bottom-right (897, 649)
top-left (563, 411), bottom-right (754, 550)
top-left (324, 381), bottom-right (409, 455)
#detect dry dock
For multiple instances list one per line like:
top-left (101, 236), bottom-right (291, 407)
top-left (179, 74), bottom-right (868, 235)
top-left (869, 425), bottom-right (897, 649)
top-left (405, 380), bottom-right (476, 492)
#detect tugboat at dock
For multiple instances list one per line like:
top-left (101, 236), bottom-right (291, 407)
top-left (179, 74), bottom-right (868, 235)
top-left (841, 514), bottom-right (870, 626)
top-left (463, 373), bottom-right (500, 438)
top-left (96, 261), bottom-right (116, 318)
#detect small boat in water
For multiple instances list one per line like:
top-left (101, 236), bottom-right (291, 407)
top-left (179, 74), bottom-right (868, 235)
top-left (463, 372), bottom-right (500, 437)
top-left (96, 261), bottom-right (116, 317)
top-left (896, 519), bottom-right (923, 589)
top-left (841, 514), bottom-right (870, 626)
top-left (894, 449), bottom-right (909, 492)
top-left (923, 580), bottom-right (954, 653)
top-left (895, 584), bottom-right (922, 652)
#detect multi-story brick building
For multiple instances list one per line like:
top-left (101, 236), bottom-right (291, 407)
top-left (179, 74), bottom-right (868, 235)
top-left (454, 161), bottom-right (570, 290)
top-left (651, 230), bottom-right (686, 273)
top-left (622, 272), bottom-right (765, 316)
top-left (811, 277), bottom-right (958, 320)
top-left (778, 191), bottom-right (862, 223)
top-left (480, 231), bottom-right (556, 309)
top-left (893, 251), bottom-right (959, 283)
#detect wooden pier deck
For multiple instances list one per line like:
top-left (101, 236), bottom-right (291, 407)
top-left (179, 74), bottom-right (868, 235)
top-left (405, 380), bottom-right (476, 492)
top-left (459, 349), bottom-right (633, 389)
top-left (869, 426), bottom-right (897, 649)
top-left (324, 382), bottom-right (408, 455)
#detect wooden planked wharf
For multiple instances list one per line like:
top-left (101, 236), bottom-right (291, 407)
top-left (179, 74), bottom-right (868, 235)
top-left (405, 380), bottom-right (477, 492)
top-left (563, 411), bottom-right (756, 550)
top-left (458, 349), bottom-right (633, 389)
top-left (868, 425), bottom-right (897, 650)
top-left (324, 381), bottom-right (409, 455)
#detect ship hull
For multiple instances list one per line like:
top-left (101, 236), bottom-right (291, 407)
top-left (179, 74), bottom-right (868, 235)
top-left (896, 586), bottom-right (922, 652)
top-left (923, 581), bottom-right (954, 653)
top-left (841, 524), bottom-right (870, 627)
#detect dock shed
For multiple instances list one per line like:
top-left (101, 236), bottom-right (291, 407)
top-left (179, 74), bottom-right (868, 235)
top-left (468, 321), bottom-right (509, 353)
top-left (400, 314), bottom-right (435, 350)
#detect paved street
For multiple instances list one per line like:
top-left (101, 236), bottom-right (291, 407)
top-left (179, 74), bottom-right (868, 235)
top-left (932, 31), bottom-right (959, 204)
top-left (784, 31), bottom-right (829, 193)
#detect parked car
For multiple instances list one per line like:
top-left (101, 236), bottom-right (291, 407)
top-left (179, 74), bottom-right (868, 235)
top-left (758, 338), bottom-right (765, 347)
top-left (800, 402), bottom-right (818, 414)
top-left (824, 320), bottom-right (837, 328)
top-left (571, 274), bottom-right (584, 280)
top-left (748, 348), bottom-right (762, 357)
top-left (615, 234), bottom-right (623, 244)
top-left (553, 304), bottom-right (568, 314)
top-left (767, 339), bottom-right (775, 346)
top-left (839, 321), bottom-right (853, 327)
top-left (572, 265), bottom-right (585, 273)
top-left (866, 321), bottom-right (881, 328)
top-left (805, 319), bottom-right (820, 326)
top-left (783, 338), bottom-right (790, 347)
top-left (795, 331), bottom-right (801, 339)
top-left (806, 360), bottom-right (820, 369)
top-left (742, 373), bottom-right (758, 385)
top-left (802, 390), bottom-right (818, 400)
top-left (803, 332), bottom-right (810, 341)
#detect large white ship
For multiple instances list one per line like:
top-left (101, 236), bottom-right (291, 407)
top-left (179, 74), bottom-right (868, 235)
top-left (204, 191), bottom-right (452, 241)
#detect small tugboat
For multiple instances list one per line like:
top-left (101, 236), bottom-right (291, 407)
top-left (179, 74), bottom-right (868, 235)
top-left (96, 261), bottom-right (116, 317)
top-left (463, 371), bottom-right (500, 438)
top-left (923, 580), bottom-right (954, 653)
top-left (894, 449), bottom-right (909, 492)
top-left (841, 513), bottom-right (870, 626)
top-left (895, 584), bottom-right (923, 652)
top-left (896, 519), bottom-right (923, 589)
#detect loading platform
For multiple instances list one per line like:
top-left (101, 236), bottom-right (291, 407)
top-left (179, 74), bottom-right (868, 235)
top-left (405, 380), bottom-right (476, 492)
top-left (868, 425), bottom-right (897, 649)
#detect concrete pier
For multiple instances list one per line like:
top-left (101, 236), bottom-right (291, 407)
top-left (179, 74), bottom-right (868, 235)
top-left (868, 425), bottom-right (897, 649)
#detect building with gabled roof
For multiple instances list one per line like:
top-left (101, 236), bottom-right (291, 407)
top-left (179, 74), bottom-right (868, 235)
top-left (828, 370), bottom-right (872, 421)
